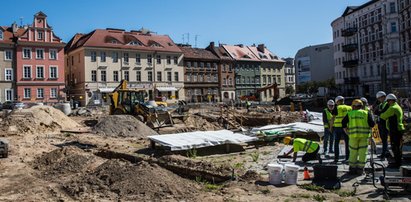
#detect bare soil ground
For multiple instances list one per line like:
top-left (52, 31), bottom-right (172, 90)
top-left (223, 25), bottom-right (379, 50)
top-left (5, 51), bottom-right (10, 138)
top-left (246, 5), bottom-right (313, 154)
top-left (0, 106), bottom-right (408, 201)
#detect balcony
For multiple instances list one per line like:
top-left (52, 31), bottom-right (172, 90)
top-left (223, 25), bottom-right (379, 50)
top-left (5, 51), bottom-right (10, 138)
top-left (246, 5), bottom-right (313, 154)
top-left (342, 59), bottom-right (359, 68)
top-left (341, 27), bottom-right (357, 37)
top-left (342, 43), bottom-right (358, 52)
top-left (344, 77), bottom-right (360, 84)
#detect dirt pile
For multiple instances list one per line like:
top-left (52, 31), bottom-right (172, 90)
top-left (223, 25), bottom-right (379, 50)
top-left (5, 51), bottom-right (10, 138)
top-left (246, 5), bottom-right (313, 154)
top-left (93, 115), bottom-right (158, 138)
top-left (184, 115), bottom-right (222, 131)
top-left (33, 146), bottom-right (95, 179)
top-left (64, 159), bottom-right (201, 201)
top-left (1, 106), bottom-right (80, 134)
top-left (237, 111), bottom-right (302, 126)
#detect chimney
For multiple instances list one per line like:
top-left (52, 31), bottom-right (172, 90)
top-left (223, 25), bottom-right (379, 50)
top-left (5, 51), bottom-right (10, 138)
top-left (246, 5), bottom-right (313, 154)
top-left (236, 44), bottom-right (244, 48)
top-left (12, 22), bottom-right (18, 34)
top-left (257, 44), bottom-right (265, 53)
top-left (210, 41), bottom-right (215, 49)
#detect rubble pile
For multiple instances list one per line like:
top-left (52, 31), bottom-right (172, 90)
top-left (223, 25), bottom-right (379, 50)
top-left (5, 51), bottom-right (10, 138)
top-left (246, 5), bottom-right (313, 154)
top-left (93, 115), bottom-right (158, 138)
top-left (184, 115), bottom-right (223, 131)
top-left (0, 106), bottom-right (80, 135)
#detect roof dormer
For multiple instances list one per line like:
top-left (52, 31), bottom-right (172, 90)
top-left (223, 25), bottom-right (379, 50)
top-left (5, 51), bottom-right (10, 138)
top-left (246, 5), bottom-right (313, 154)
top-left (34, 11), bottom-right (47, 28)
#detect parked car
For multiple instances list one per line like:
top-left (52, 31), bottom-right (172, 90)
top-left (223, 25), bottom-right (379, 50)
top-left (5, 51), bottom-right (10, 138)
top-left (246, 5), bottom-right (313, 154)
top-left (14, 102), bottom-right (25, 109)
top-left (2, 101), bottom-right (25, 110)
top-left (2, 101), bottom-right (14, 110)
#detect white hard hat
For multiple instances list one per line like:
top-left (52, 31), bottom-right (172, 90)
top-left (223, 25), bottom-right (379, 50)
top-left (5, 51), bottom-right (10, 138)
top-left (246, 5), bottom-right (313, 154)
top-left (327, 100), bottom-right (335, 106)
top-left (376, 91), bottom-right (386, 98)
top-left (360, 97), bottom-right (368, 104)
top-left (335, 96), bottom-right (344, 102)
top-left (386, 93), bottom-right (397, 101)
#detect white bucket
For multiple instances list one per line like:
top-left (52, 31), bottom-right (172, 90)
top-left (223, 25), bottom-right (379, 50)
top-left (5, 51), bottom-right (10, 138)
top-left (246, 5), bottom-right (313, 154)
top-left (284, 164), bottom-right (299, 185)
top-left (55, 103), bottom-right (72, 115)
top-left (267, 164), bottom-right (283, 185)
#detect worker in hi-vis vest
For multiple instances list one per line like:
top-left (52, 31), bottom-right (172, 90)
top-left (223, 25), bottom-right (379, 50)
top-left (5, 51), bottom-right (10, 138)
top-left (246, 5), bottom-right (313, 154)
top-left (380, 93), bottom-right (405, 168)
top-left (322, 99), bottom-right (335, 155)
top-left (360, 97), bottom-right (370, 112)
top-left (282, 137), bottom-right (322, 164)
top-left (373, 91), bottom-right (390, 160)
top-left (342, 99), bottom-right (375, 175)
top-left (332, 96), bottom-right (352, 163)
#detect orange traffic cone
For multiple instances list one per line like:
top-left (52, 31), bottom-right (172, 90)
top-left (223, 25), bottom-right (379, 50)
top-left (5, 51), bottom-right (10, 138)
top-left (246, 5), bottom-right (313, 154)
top-left (303, 167), bottom-right (311, 180)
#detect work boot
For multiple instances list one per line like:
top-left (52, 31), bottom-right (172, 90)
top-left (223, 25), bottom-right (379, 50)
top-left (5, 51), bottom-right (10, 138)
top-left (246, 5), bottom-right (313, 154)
top-left (329, 150), bottom-right (334, 154)
top-left (348, 167), bottom-right (356, 175)
top-left (317, 154), bottom-right (322, 164)
top-left (356, 168), bottom-right (364, 175)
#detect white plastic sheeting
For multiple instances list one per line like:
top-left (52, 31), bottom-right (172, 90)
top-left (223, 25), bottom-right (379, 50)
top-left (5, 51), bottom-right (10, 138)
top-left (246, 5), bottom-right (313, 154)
top-left (251, 122), bottom-right (324, 137)
top-left (148, 130), bottom-right (258, 151)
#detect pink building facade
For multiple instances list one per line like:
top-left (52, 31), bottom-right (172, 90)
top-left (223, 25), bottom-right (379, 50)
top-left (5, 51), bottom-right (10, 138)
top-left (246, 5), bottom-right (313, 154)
top-left (15, 12), bottom-right (65, 103)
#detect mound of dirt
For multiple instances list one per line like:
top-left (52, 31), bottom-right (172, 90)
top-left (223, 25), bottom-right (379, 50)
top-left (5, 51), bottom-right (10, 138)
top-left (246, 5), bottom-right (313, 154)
top-left (93, 115), bottom-right (158, 138)
top-left (184, 115), bottom-right (222, 131)
top-left (33, 146), bottom-right (95, 178)
top-left (64, 159), bottom-right (201, 201)
top-left (1, 106), bottom-right (80, 134)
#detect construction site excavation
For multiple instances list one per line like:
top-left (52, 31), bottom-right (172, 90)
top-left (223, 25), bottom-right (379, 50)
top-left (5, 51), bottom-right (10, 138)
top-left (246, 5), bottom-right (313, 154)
top-left (0, 99), bottom-right (410, 201)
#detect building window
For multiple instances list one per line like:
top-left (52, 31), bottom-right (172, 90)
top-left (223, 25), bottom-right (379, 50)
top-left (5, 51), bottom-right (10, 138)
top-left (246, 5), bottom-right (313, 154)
top-left (50, 88), bottom-right (57, 98)
top-left (167, 72), bottom-right (172, 81)
top-left (147, 54), bottom-right (152, 64)
top-left (91, 51), bottom-right (96, 62)
top-left (148, 71), bottom-right (153, 81)
top-left (156, 55), bottom-right (161, 64)
top-left (391, 22), bottom-right (397, 32)
top-left (49, 49), bottom-right (57, 60)
top-left (5, 50), bottom-right (12, 60)
top-left (124, 70), bottom-right (129, 81)
top-left (100, 70), bottom-right (107, 81)
top-left (91, 70), bottom-right (97, 81)
top-left (24, 88), bottom-right (31, 99)
top-left (136, 54), bottom-right (141, 64)
top-left (223, 78), bottom-right (227, 85)
top-left (136, 71), bottom-right (141, 81)
top-left (229, 78), bottom-right (233, 85)
top-left (166, 56), bottom-right (171, 64)
top-left (113, 71), bottom-right (119, 82)
top-left (5, 89), bottom-right (13, 101)
top-left (5, 68), bottom-right (13, 81)
top-left (23, 66), bottom-right (31, 79)
top-left (36, 66), bottom-right (44, 78)
top-left (0, 30), bottom-right (3, 40)
top-left (157, 71), bottom-right (162, 81)
top-left (38, 31), bottom-right (43, 40)
top-left (36, 49), bottom-right (44, 59)
top-left (174, 56), bottom-right (178, 64)
top-left (390, 2), bottom-right (396, 13)
top-left (123, 52), bottom-right (129, 64)
top-left (37, 88), bottom-right (44, 98)
top-left (49, 66), bottom-right (58, 79)
top-left (112, 52), bottom-right (118, 63)
top-left (23, 48), bottom-right (31, 59)
top-left (100, 51), bottom-right (106, 62)
top-left (174, 72), bottom-right (179, 81)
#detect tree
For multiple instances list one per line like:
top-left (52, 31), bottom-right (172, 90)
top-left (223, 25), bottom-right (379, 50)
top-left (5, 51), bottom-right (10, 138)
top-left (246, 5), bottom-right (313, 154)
top-left (285, 85), bottom-right (295, 95)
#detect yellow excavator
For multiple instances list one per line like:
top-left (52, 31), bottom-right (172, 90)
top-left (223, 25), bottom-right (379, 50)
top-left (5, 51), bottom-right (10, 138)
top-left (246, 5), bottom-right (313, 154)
top-left (109, 80), bottom-right (174, 128)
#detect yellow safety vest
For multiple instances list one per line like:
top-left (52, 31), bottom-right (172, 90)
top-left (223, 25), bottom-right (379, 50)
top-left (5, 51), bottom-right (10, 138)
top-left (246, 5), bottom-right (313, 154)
top-left (324, 108), bottom-right (332, 128)
top-left (334, 104), bottom-right (352, 127)
top-left (293, 138), bottom-right (319, 153)
top-left (347, 109), bottom-right (371, 138)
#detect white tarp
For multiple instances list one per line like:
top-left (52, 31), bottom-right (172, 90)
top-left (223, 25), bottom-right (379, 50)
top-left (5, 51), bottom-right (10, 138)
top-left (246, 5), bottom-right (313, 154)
top-left (148, 130), bottom-right (258, 151)
top-left (251, 122), bottom-right (324, 137)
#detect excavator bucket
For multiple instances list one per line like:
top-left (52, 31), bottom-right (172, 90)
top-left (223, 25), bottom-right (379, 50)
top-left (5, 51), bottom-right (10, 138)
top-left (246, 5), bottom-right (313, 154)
top-left (146, 110), bottom-right (174, 128)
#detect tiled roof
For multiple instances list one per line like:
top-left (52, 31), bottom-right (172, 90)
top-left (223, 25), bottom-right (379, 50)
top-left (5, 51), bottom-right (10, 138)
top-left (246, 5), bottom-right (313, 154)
top-left (66, 29), bottom-right (182, 53)
top-left (205, 42), bottom-right (233, 61)
top-left (247, 45), bottom-right (284, 63)
top-left (179, 45), bottom-right (219, 60)
top-left (222, 45), bottom-right (260, 62)
top-left (0, 26), bottom-right (14, 44)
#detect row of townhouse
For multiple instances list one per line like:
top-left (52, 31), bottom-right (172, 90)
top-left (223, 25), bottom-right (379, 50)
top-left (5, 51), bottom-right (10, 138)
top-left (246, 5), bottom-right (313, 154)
top-left (0, 12), bottom-right (65, 103)
top-left (0, 11), bottom-right (287, 106)
top-left (65, 28), bottom-right (286, 106)
top-left (332, 0), bottom-right (411, 97)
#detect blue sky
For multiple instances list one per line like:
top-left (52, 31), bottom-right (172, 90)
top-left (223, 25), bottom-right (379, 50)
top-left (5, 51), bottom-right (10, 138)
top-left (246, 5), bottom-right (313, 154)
top-left (0, 0), bottom-right (368, 58)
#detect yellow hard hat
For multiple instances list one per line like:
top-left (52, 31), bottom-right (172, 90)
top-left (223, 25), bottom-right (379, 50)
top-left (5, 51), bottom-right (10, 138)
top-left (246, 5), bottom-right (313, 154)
top-left (283, 136), bottom-right (292, 145)
top-left (352, 99), bottom-right (363, 107)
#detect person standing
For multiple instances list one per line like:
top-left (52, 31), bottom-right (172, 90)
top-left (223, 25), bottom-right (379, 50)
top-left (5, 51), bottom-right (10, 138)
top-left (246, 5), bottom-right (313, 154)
top-left (380, 94), bottom-right (405, 168)
top-left (322, 99), bottom-right (335, 155)
top-left (360, 97), bottom-right (370, 112)
top-left (374, 91), bottom-right (389, 160)
top-left (332, 96), bottom-right (352, 163)
top-left (246, 99), bottom-right (251, 113)
top-left (282, 137), bottom-right (322, 164)
top-left (342, 99), bottom-right (375, 175)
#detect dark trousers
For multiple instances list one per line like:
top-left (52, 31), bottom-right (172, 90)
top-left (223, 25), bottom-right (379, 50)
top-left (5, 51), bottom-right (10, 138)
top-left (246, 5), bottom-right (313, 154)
top-left (323, 128), bottom-right (334, 153)
top-left (390, 131), bottom-right (403, 165)
top-left (378, 123), bottom-right (389, 156)
top-left (334, 127), bottom-right (349, 161)
top-left (302, 146), bottom-right (320, 162)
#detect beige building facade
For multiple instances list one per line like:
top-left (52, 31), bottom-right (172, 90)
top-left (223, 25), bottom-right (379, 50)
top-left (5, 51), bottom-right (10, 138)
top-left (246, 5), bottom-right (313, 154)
top-left (65, 29), bottom-right (184, 106)
top-left (0, 27), bottom-right (14, 102)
